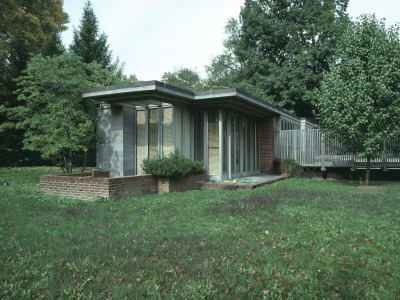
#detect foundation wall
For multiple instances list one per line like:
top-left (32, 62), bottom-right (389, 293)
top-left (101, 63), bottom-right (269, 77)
top-left (40, 172), bottom-right (206, 200)
top-left (158, 172), bottom-right (206, 194)
top-left (40, 172), bottom-right (111, 201)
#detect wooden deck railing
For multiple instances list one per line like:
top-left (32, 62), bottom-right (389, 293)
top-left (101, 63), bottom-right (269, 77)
top-left (274, 129), bottom-right (400, 169)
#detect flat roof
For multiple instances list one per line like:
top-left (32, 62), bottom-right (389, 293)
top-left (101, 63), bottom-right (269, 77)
top-left (83, 80), bottom-right (300, 121)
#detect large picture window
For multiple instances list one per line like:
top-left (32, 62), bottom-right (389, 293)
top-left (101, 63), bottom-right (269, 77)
top-left (218, 112), bottom-right (260, 179)
top-left (134, 104), bottom-right (259, 179)
top-left (193, 110), bottom-right (204, 162)
top-left (135, 104), bottom-right (176, 174)
top-left (175, 107), bottom-right (182, 153)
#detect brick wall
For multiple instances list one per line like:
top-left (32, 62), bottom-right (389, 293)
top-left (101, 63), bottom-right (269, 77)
top-left (40, 172), bottom-right (205, 200)
top-left (108, 174), bottom-right (158, 199)
top-left (259, 115), bottom-right (278, 173)
top-left (40, 173), bottom-right (110, 201)
top-left (158, 172), bottom-right (206, 194)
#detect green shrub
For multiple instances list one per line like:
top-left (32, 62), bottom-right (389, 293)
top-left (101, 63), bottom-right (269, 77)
top-left (141, 151), bottom-right (204, 179)
top-left (280, 158), bottom-right (303, 178)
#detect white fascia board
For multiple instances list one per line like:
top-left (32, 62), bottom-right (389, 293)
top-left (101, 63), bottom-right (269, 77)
top-left (194, 89), bottom-right (300, 122)
top-left (155, 86), bottom-right (194, 100)
top-left (235, 92), bottom-right (300, 122)
top-left (195, 90), bottom-right (300, 123)
top-left (82, 85), bottom-right (157, 98)
top-left (83, 82), bottom-right (303, 124)
top-left (193, 92), bottom-right (238, 100)
top-left (83, 84), bottom-right (195, 102)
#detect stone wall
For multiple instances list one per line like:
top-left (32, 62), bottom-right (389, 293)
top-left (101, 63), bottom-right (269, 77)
top-left (97, 103), bottom-right (136, 178)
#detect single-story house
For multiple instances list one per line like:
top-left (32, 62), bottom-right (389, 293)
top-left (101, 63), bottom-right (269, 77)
top-left (82, 81), bottom-right (312, 180)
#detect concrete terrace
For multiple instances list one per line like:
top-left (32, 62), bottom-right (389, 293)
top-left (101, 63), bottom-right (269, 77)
top-left (203, 174), bottom-right (287, 190)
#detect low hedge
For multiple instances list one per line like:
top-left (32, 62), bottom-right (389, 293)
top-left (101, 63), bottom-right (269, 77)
top-left (141, 151), bottom-right (204, 179)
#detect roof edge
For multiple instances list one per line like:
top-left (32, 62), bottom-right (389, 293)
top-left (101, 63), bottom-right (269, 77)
top-left (82, 80), bottom-right (304, 123)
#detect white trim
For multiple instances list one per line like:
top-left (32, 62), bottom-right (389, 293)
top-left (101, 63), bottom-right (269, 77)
top-left (83, 85), bottom-right (157, 98)
top-left (85, 86), bottom-right (304, 125)
top-left (193, 92), bottom-right (237, 100)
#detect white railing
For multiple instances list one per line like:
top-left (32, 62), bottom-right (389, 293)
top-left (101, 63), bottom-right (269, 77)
top-left (274, 129), bottom-right (400, 168)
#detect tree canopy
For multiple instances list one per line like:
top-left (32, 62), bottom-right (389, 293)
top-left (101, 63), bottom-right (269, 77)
top-left (161, 68), bottom-right (204, 91)
top-left (207, 0), bottom-right (350, 117)
top-left (315, 15), bottom-right (400, 185)
top-left (0, 50), bottom-right (126, 173)
top-left (0, 0), bottom-right (69, 165)
top-left (70, 0), bottom-right (112, 69)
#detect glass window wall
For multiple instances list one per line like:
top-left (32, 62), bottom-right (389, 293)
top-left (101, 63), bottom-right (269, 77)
top-left (193, 110), bottom-right (204, 162)
top-left (175, 107), bottom-right (182, 153)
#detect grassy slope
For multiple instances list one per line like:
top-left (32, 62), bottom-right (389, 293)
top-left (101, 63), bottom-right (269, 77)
top-left (0, 170), bottom-right (399, 299)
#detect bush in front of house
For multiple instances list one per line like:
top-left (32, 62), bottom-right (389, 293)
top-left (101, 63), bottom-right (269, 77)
top-left (141, 151), bottom-right (204, 179)
top-left (280, 158), bottom-right (304, 178)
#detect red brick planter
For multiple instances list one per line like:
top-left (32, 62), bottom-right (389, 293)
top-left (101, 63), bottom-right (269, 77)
top-left (157, 172), bottom-right (206, 194)
top-left (40, 171), bottom-right (206, 200)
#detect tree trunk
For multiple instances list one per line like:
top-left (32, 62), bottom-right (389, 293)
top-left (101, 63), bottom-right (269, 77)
top-left (365, 157), bottom-right (371, 186)
top-left (69, 150), bottom-right (73, 174)
top-left (63, 155), bottom-right (68, 174)
top-left (82, 151), bottom-right (87, 173)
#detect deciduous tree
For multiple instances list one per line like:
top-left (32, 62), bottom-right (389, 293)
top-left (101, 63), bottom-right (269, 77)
top-left (0, 51), bottom-right (126, 173)
top-left (207, 0), bottom-right (350, 117)
top-left (315, 15), bottom-right (400, 185)
top-left (0, 0), bottom-right (68, 164)
top-left (161, 68), bottom-right (204, 91)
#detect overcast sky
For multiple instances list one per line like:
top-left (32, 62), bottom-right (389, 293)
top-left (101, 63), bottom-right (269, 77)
top-left (61, 0), bottom-right (400, 81)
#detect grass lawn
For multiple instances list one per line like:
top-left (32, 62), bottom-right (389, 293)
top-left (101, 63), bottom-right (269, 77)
top-left (1, 168), bottom-right (400, 299)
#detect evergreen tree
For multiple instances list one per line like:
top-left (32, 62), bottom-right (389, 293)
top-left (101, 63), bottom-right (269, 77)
top-left (70, 0), bottom-right (112, 69)
top-left (207, 0), bottom-right (350, 117)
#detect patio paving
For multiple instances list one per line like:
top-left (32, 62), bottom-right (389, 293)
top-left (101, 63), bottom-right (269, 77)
top-left (203, 174), bottom-right (287, 190)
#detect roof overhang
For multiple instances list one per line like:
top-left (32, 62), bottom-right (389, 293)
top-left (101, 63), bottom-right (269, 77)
top-left (82, 80), bottom-right (299, 120)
